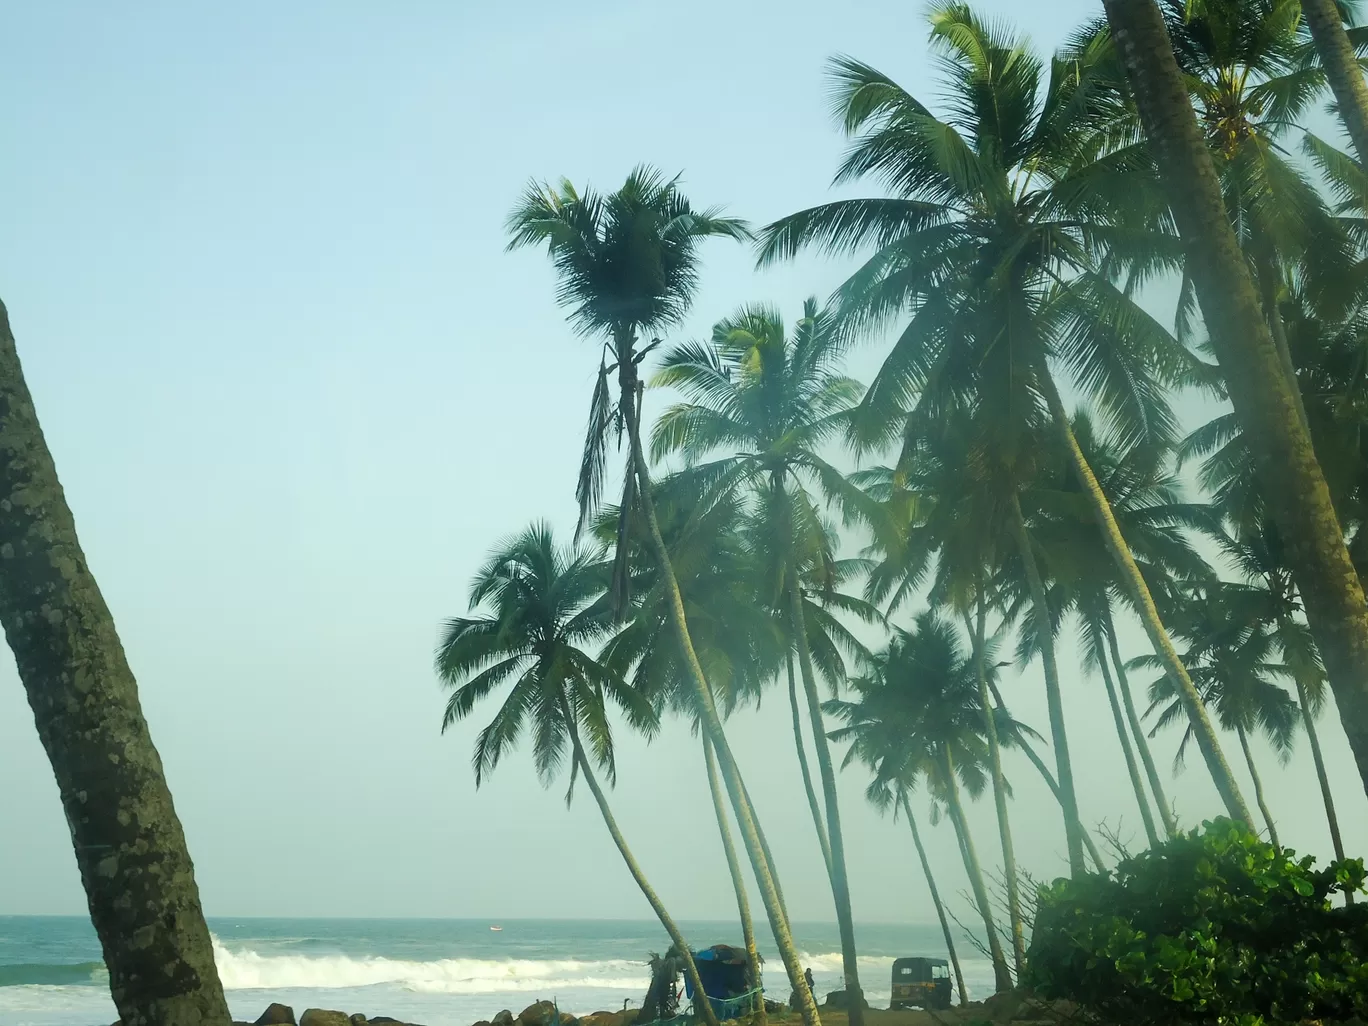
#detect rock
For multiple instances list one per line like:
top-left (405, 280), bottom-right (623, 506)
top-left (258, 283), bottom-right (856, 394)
top-left (822, 990), bottom-right (871, 1011)
top-left (299, 1011), bottom-right (352, 1026)
top-left (519, 1001), bottom-right (559, 1026)
top-left (258, 1004), bottom-right (299, 1025)
top-left (350, 1016), bottom-right (370, 1026)
top-left (620, 1011), bottom-right (640, 1026)
top-left (578, 1012), bottom-right (623, 1026)
top-left (494, 1011), bottom-right (516, 1026)
top-left (470, 1020), bottom-right (494, 1026)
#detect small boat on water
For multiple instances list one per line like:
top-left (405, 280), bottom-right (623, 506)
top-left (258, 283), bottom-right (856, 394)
top-left (490, 925), bottom-right (503, 932)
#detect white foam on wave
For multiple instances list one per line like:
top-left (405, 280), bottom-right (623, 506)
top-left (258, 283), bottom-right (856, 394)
top-left (211, 937), bottom-right (648, 995)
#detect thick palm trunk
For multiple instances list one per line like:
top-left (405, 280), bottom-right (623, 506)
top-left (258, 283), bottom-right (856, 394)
top-left (564, 709), bottom-right (719, 1026)
top-left (1094, 624), bottom-right (1160, 847)
top-left (0, 301), bottom-right (230, 1026)
top-left (1041, 380), bottom-right (1254, 825)
top-left (704, 734), bottom-right (766, 1026)
top-left (964, 602), bottom-right (1025, 974)
top-left (1103, 0), bottom-right (1368, 802)
top-left (787, 574), bottom-right (864, 1024)
top-left (1009, 492), bottom-right (1087, 874)
top-left (899, 796), bottom-right (968, 1006)
top-left (1104, 608), bottom-right (1178, 838)
top-left (940, 747), bottom-right (1013, 993)
top-left (1295, 677), bottom-right (1349, 876)
top-left (1235, 724), bottom-right (1280, 849)
top-left (788, 654), bottom-right (833, 876)
top-left (1254, 255), bottom-right (1309, 432)
top-left (1301, 0), bottom-right (1368, 168)
top-left (619, 367), bottom-right (821, 1026)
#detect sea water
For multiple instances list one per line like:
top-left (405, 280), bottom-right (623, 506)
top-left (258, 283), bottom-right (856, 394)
top-left (0, 917), bottom-right (997, 1026)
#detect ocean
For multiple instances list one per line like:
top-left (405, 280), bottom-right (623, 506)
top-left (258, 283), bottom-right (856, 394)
top-left (0, 917), bottom-right (997, 1026)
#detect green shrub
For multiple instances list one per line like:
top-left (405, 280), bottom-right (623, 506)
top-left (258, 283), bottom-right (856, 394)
top-left (1026, 818), bottom-right (1368, 1025)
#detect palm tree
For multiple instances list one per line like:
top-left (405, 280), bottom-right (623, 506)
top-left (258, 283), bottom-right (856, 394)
top-left (758, 4), bottom-right (1254, 827)
top-left (507, 171), bottom-right (822, 1023)
top-left (1299, 0), bottom-right (1368, 166)
top-left (828, 611), bottom-right (1020, 993)
top-left (0, 300), bottom-right (231, 1026)
top-left (652, 300), bottom-right (870, 1016)
top-left (1099, 0), bottom-right (1368, 801)
top-left (435, 523), bottom-right (718, 1026)
top-left (1140, 581), bottom-right (1300, 846)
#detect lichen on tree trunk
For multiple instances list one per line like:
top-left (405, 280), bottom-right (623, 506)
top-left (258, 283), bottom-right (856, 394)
top-left (0, 299), bottom-right (230, 1026)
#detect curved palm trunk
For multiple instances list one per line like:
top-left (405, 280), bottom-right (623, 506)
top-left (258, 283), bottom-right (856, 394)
top-left (1103, 0), bottom-right (1368, 804)
top-left (964, 601), bottom-right (1025, 974)
top-left (705, 734), bottom-right (766, 1026)
top-left (1253, 255), bottom-right (1309, 432)
top-left (618, 363), bottom-right (821, 1026)
top-left (1295, 677), bottom-right (1350, 891)
top-left (1104, 608), bottom-right (1178, 838)
top-left (1094, 624), bottom-right (1160, 847)
top-left (788, 654), bottom-right (833, 876)
top-left (0, 301), bottom-right (230, 1026)
top-left (1234, 723), bottom-right (1280, 849)
top-left (1041, 378), bottom-right (1254, 826)
top-left (899, 794), bottom-right (968, 1006)
top-left (940, 747), bottom-right (1013, 993)
top-left (563, 707), bottom-right (719, 1026)
top-left (1010, 492), bottom-right (1087, 875)
top-left (787, 575), bottom-right (864, 1024)
top-left (1301, 0), bottom-right (1368, 169)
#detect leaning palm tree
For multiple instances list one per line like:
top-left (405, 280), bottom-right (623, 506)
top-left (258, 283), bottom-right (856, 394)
top-left (758, 4), bottom-right (1253, 827)
top-left (1100, 0), bottom-right (1368, 801)
top-left (507, 171), bottom-right (822, 1023)
top-left (435, 523), bottom-right (718, 1026)
top-left (652, 300), bottom-right (871, 1015)
top-left (1299, 0), bottom-right (1368, 165)
top-left (828, 610), bottom-right (1019, 993)
top-left (0, 300), bottom-right (231, 1026)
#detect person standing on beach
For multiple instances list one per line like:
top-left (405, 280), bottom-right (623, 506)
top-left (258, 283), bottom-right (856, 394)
top-left (804, 968), bottom-right (816, 1004)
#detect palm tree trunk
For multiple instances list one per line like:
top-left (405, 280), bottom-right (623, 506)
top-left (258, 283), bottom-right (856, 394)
top-left (1295, 677), bottom-right (1350, 883)
top-left (1009, 492), bottom-right (1087, 875)
top-left (788, 653), bottom-right (833, 877)
top-left (1104, 607), bottom-right (1179, 839)
top-left (563, 704), bottom-right (719, 1026)
top-left (964, 600), bottom-right (1025, 975)
top-left (0, 300), bottom-right (231, 1026)
top-left (705, 734), bottom-right (766, 1026)
top-left (899, 794), bottom-right (967, 1006)
top-left (787, 573), bottom-right (864, 1025)
top-left (1301, 0), bottom-right (1368, 169)
top-left (1234, 723), bottom-right (1280, 849)
top-left (939, 746), bottom-right (1013, 993)
top-left (1093, 622), bottom-right (1160, 847)
top-left (1040, 378), bottom-right (1254, 826)
top-left (618, 365), bottom-right (821, 1026)
top-left (1102, 0), bottom-right (1368, 803)
top-left (1254, 254), bottom-right (1309, 432)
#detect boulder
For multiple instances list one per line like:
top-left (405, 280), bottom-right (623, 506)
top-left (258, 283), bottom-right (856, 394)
top-left (822, 990), bottom-right (871, 1011)
top-left (620, 1011), bottom-right (640, 1026)
top-left (350, 1016), bottom-right (370, 1026)
top-left (300, 1011), bottom-right (352, 1026)
top-left (578, 1012), bottom-right (623, 1026)
top-left (494, 1011), bottom-right (516, 1026)
top-left (519, 1001), bottom-right (559, 1026)
top-left (470, 1020), bottom-right (494, 1026)
top-left (257, 1004), bottom-right (299, 1026)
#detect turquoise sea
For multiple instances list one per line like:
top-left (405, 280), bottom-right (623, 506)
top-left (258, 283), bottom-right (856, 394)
top-left (0, 917), bottom-right (996, 1026)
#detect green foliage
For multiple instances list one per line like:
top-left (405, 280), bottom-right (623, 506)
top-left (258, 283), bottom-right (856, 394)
top-left (1028, 819), bottom-right (1368, 1025)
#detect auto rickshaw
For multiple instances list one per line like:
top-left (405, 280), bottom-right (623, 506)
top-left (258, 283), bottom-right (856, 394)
top-left (889, 956), bottom-right (952, 1010)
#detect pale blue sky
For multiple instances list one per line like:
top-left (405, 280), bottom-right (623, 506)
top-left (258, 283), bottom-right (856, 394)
top-left (2, 0), bottom-right (1364, 924)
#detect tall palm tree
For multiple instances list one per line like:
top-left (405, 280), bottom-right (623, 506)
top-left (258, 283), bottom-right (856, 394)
top-left (435, 523), bottom-right (718, 1026)
top-left (828, 611), bottom-right (1020, 993)
top-left (1140, 581), bottom-right (1300, 846)
top-left (1100, 0), bottom-right (1368, 801)
top-left (1299, 0), bottom-right (1368, 166)
top-left (0, 301), bottom-right (231, 1026)
top-left (652, 300), bottom-right (870, 1016)
top-left (758, 4), bottom-right (1253, 827)
top-left (507, 171), bottom-right (822, 1023)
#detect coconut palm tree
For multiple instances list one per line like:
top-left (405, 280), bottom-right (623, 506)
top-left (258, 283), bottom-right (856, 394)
top-left (0, 301), bottom-right (231, 1026)
top-left (652, 300), bottom-right (871, 1015)
top-left (435, 523), bottom-right (719, 1026)
top-left (758, 4), bottom-right (1253, 827)
top-left (827, 610), bottom-right (1021, 993)
top-left (1139, 581), bottom-right (1300, 846)
top-left (1100, 0), bottom-right (1368, 802)
top-left (507, 171), bottom-right (821, 1023)
top-left (1299, 0), bottom-right (1368, 165)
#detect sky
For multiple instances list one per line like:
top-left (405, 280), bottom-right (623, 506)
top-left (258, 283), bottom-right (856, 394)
top-left (1, 0), bottom-right (1366, 928)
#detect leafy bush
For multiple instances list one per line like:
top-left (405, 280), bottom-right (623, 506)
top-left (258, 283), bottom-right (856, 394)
top-left (1026, 818), bottom-right (1368, 1025)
